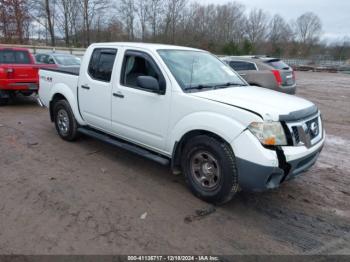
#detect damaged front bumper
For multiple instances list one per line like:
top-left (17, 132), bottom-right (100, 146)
top-left (231, 129), bottom-right (325, 192)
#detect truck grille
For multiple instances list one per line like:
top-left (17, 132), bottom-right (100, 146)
top-left (286, 115), bottom-right (322, 148)
top-left (292, 126), bottom-right (300, 144)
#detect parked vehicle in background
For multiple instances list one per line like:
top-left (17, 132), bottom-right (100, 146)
top-left (222, 56), bottom-right (296, 94)
top-left (35, 53), bottom-right (81, 68)
top-left (0, 47), bottom-right (56, 105)
top-left (39, 43), bottom-right (325, 204)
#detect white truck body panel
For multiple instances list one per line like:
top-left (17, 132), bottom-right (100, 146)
top-left (39, 42), bottom-right (325, 193)
top-left (190, 85), bottom-right (313, 121)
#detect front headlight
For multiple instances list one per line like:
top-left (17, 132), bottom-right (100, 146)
top-left (248, 122), bottom-right (287, 146)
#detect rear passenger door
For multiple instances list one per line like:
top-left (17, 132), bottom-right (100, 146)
top-left (78, 48), bottom-right (118, 131)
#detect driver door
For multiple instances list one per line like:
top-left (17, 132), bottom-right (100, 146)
top-left (111, 49), bottom-right (171, 152)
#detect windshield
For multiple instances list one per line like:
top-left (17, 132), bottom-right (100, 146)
top-left (157, 50), bottom-right (246, 90)
top-left (52, 54), bottom-right (80, 66)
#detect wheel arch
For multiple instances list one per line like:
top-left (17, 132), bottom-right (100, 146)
top-left (49, 84), bottom-right (85, 125)
top-left (49, 93), bottom-right (66, 121)
top-left (171, 129), bottom-right (232, 173)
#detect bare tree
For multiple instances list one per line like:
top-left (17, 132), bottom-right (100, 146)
top-left (135, 0), bottom-right (148, 41)
top-left (118, 0), bottom-right (136, 40)
top-left (80, 0), bottom-right (109, 46)
top-left (269, 14), bottom-right (293, 43)
top-left (146, 0), bottom-right (164, 41)
top-left (216, 2), bottom-right (246, 43)
top-left (331, 37), bottom-right (350, 61)
top-left (0, 0), bottom-right (31, 43)
top-left (1, 0), bottom-right (338, 60)
top-left (56, 0), bottom-right (70, 46)
top-left (68, 0), bottom-right (81, 46)
top-left (164, 0), bottom-right (186, 44)
top-left (45, 0), bottom-right (55, 46)
top-left (245, 8), bottom-right (268, 47)
top-left (294, 12), bottom-right (322, 45)
top-left (81, 0), bottom-right (91, 46)
top-left (28, 0), bottom-right (56, 46)
top-left (268, 14), bottom-right (294, 56)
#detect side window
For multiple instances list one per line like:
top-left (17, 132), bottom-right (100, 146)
top-left (120, 51), bottom-right (165, 91)
top-left (35, 54), bottom-right (41, 63)
top-left (36, 54), bottom-right (49, 64)
top-left (229, 61), bottom-right (257, 71)
top-left (47, 55), bottom-right (55, 64)
top-left (88, 48), bottom-right (117, 82)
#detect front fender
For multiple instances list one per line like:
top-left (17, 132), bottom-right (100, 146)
top-left (167, 112), bottom-right (246, 153)
top-left (50, 83), bottom-right (85, 125)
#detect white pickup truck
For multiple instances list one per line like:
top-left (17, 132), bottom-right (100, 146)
top-left (39, 43), bottom-right (325, 204)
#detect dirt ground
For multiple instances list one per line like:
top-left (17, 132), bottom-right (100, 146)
top-left (0, 72), bottom-right (349, 255)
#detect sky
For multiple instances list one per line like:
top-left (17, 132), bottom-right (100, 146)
top-left (202, 0), bottom-right (350, 43)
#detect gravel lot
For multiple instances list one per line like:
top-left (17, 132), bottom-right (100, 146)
top-left (0, 72), bottom-right (349, 255)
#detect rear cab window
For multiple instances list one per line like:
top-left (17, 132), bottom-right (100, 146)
top-left (0, 50), bottom-right (31, 64)
top-left (88, 48), bottom-right (117, 82)
top-left (229, 61), bottom-right (257, 71)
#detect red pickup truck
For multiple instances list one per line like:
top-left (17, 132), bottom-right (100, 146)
top-left (0, 47), bottom-right (56, 105)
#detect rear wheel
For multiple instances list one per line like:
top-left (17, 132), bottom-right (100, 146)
top-left (181, 135), bottom-right (239, 204)
top-left (0, 98), bottom-right (9, 106)
top-left (53, 100), bottom-right (79, 141)
top-left (0, 91), bottom-right (9, 106)
top-left (20, 91), bottom-right (34, 97)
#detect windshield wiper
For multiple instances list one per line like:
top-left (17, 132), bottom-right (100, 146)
top-left (185, 82), bottom-right (245, 91)
top-left (213, 82), bottom-right (245, 89)
top-left (185, 84), bottom-right (214, 91)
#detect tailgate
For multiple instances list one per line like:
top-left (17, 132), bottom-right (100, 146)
top-left (0, 48), bottom-right (40, 90)
top-left (4, 64), bottom-right (38, 80)
top-left (0, 64), bottom-right (39, 90)
top-left (265, 59), bottom-right (295, 87)
top-left (280, 70), bottom-right (295, 87)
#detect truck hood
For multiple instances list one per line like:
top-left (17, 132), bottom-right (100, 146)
top-left (190, 86), bottom-right (316, 121)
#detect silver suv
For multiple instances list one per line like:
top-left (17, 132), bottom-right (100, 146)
top-left (222, 56), bottom-right (296, 94)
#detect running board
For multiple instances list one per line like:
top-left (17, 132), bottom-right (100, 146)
top-left (78, 127), bottom-right (170, 166)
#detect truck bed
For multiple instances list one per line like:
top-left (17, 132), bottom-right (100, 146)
top-left (40, 66), bottom-right (80, 76)
top-left (39, 67), bottom-right (79, 109)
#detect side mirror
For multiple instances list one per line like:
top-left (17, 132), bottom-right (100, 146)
top-left (136, 76), bottom-right (161, 93)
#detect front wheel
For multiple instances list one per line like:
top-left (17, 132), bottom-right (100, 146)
top-left (181, 135), bottom-right (239, 204)
top-left (53, 100), bottom-right (79, 141)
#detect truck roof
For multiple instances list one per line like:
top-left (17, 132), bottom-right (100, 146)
top-left (89, 42), bottom-right (204, 52)
top-left (0, 46), bottom-right (30, 52)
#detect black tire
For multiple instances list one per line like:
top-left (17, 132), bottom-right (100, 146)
top-left (20, 91), bottom-right (34, 97)
top-left (53, 100), bottom-right (79, 141)
top-left (181, 135), bottom-right (239, 204)
top-left (0, 98), bottom-right (9, 106)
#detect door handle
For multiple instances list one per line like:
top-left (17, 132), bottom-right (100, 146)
top-left (239, 73), bottom-right (246, 76)
top-left (113, 91), bottom-right (124, 98)
top-left (81, 85), bottom-right (90, 90)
